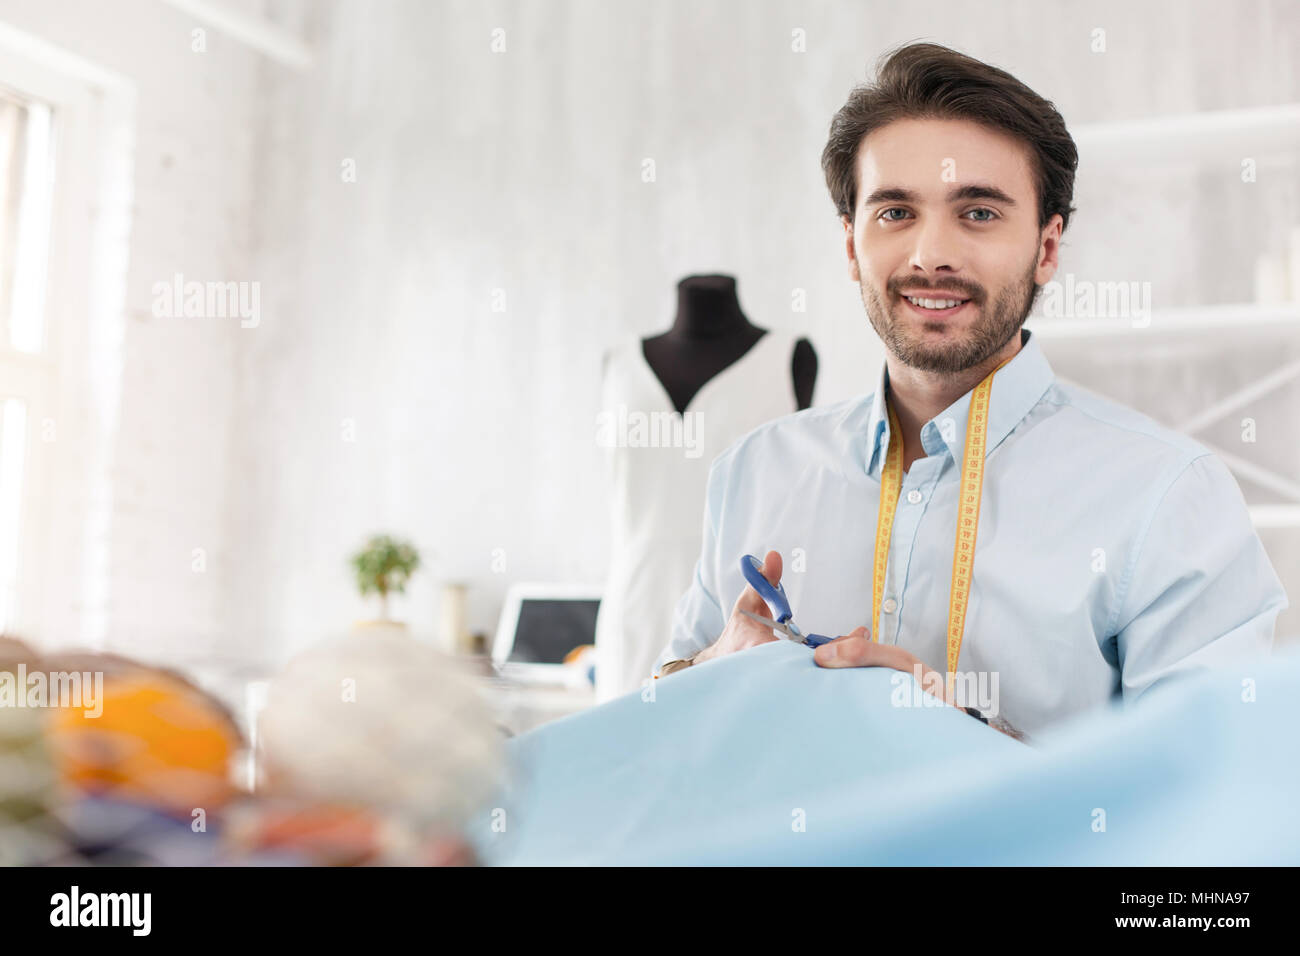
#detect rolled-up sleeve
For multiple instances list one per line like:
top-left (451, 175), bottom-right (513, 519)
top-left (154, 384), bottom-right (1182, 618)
top-left (652, 455), bottom-right (732, 677)
top-left (1113, 452), bottom-right (1289, 701)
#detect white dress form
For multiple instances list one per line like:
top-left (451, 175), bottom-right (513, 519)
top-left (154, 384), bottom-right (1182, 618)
top-left (594, 330), bottom-right (802, 702)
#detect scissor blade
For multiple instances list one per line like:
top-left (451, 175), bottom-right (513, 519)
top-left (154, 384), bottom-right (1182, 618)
top-left (740, 609), bottom-right (804, 644)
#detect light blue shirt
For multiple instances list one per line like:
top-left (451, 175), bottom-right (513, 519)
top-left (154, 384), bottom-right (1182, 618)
top-left (654, 327), bottom-right (1289, 740)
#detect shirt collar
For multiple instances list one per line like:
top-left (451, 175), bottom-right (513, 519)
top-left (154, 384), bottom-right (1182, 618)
top-left (865, 327), bottom-right (1054, 479)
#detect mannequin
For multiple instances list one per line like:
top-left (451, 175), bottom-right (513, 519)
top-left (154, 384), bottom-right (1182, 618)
top-left (642, 274), bottom-right (817, 414)
top-left (594, 274), bottom-right (818, 702)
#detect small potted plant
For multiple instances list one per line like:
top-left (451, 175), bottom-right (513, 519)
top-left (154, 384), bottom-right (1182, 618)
top-left (350, 534), bottom-right (421, 627)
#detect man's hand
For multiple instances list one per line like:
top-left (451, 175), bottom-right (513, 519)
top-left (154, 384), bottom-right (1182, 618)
top-left (813, 631), bottom-right (1026, 740)
top-left (813, 628), bottom-right (958, 707)
top-left (693, 550), bottom-right (785, 664)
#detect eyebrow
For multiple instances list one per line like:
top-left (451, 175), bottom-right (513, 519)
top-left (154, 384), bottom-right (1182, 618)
top-left (861, 183), bottom-right (1019, 209)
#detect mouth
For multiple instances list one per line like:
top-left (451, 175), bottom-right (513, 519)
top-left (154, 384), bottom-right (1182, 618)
top-left (899, 293), bottom-right (973, 318)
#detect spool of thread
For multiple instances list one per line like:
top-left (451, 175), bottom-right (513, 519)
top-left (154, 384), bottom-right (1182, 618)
top-left (438, 582), bottom-right (470, 655)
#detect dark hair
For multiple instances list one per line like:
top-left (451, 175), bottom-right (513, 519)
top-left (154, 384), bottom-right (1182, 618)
top-left (821, 42), bottom-right (1078, 232)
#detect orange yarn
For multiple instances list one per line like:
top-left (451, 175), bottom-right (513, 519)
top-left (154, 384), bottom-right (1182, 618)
top-left (45, 671), bottom-right (242, 818)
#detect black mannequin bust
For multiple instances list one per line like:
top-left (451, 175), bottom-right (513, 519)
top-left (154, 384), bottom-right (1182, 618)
top-left (642, 274), bottom-right (817, 415)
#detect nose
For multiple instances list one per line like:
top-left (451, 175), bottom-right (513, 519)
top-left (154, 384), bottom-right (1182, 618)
top-left (907, 215), bottom-right (964, 277)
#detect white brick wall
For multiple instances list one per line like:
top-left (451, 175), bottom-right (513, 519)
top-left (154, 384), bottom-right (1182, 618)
top-left (0, 0), bottom-right (264, 664)
top-left (2, 0), bottom-right (1295, 671)
top-left (230, 0), bottom-right (1300, 660)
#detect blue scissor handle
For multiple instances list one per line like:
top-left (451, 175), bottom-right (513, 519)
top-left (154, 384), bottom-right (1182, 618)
top-left (740, 554), bottom-right (835, 648)
top-left (740, 554), bottom-right (792, 623)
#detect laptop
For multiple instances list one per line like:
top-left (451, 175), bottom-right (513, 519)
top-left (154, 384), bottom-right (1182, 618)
top-left (491, 583), bottom-right (601, 686)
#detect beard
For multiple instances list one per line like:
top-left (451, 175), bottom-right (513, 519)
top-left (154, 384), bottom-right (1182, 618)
top-left (860, 254), bottom-right (1040, 375)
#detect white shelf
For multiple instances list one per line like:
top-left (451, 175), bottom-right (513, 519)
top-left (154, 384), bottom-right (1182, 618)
top-left (1072, 103), bottom-right (1300, 168)
top-left (1250, 505), bottom-right (1300, 529)
top-left (1026, 304), bottom-right (1300, 339)
top-left (1061, 104), bottom-right (1300, 542)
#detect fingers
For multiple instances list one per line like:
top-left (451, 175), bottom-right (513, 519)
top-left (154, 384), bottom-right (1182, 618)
top-left (734, 548), bottom-right (784, 616)
top-left (733, 606), bottom-right (780, 646)
top-left (736, 583), bottom-right (767, 616)
top-left (762, 549), bottom-right (782, 586)
top-left (813, 627), bottom-right (915, 670)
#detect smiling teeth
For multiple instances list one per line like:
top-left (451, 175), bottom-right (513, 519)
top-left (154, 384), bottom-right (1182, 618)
top-left (906, 296), bottom-right (966, 309)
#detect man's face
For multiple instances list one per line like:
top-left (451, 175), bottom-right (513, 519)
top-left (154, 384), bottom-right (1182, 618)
top-left (843, 117), bottom-right (1061, 374)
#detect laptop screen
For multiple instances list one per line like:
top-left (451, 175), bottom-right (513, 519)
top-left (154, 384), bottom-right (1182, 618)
top-left (509, 598), bottom-right (601, 664)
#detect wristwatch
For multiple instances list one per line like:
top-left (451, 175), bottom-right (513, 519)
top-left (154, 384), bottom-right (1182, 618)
top-left (962, 705), bottom-right (990, 725)
top-left (657, 656), bottom-right (695, 677)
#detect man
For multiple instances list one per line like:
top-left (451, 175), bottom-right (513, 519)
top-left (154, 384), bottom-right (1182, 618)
top-left (652, 42), bottom-right (1288, 742)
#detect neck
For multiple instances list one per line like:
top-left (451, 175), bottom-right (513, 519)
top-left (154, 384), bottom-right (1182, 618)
top-left (671, 274), bottom-right (752, 339)
top-left (887, 330), bottom-right (1026, 469)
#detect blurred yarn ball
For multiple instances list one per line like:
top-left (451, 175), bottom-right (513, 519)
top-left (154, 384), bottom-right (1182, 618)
top-left (45, 668), bottom-right (244, 819)
top-left (46, 795), bottom-right (226, 866)
top-left (221, 797), bottom-right (385, 866)
top-left (0, 637), bottom-right (59, 865)
top-left (256, 630), bottom-right (503, 849)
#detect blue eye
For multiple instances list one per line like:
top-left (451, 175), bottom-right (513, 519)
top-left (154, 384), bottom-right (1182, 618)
top-left (878, 207), bottom-right (997, 223)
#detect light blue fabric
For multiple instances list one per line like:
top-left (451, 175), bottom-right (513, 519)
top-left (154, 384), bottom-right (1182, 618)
top-left (654, 328), bottom-right (1288, 740)
top-left (480, 639), bottom-right (1300, 866)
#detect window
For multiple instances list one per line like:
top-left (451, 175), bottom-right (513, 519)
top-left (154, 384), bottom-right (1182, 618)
top-left (0, 86), bottom-right (56, 633)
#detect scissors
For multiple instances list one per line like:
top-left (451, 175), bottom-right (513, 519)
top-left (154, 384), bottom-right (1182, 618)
top-left (738, 553), bottom-right (834, 648)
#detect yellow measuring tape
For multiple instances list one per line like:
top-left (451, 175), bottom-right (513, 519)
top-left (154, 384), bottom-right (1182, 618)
top-left (872, 357), bottom-right (1013, 696)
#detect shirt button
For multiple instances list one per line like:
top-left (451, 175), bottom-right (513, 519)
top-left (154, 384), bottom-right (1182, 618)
top-left (906, 489), bottom-right (923, 504)
top-left (882, 598), bottom-right (898, 614)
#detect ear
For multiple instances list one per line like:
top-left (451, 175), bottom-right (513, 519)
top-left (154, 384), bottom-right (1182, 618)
top-left (842, 214), bottom-right (861, 283)
top-left (1035, 213), bottom-right (1063, 286)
